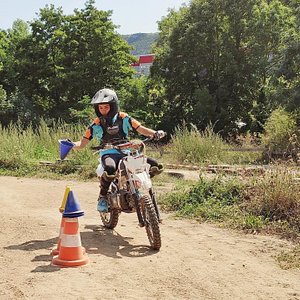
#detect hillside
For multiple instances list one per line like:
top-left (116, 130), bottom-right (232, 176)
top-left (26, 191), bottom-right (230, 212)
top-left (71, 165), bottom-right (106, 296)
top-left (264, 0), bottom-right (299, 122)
top-left (122, 32), bottom-right (158, 56)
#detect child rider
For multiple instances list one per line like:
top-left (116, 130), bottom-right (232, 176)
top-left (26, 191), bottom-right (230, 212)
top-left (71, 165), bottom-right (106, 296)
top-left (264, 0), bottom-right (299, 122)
top-left (72, 88), bottom-right (165, 212)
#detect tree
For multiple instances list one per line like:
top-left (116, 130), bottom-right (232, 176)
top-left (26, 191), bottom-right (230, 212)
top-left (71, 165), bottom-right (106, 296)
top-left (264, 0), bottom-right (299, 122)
top-left (0, 21), bottom-right (31, 125)
top-left (268, 0), bottom-right (300, 117)
top-left (0, 20), bottom-right (30, 95)
top-left (151, 0), bottom-right (297, 136)
top-left (11, 0), bottom-right (135, 124)
top-left (0, 30), bottom-right (8, 72)
top-left (118, 76), bottom-right (162, 129)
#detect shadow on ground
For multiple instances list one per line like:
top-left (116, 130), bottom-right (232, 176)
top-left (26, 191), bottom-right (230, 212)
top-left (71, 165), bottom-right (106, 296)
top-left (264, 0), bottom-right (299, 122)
top-left (3, 224), bottom-right (158, 273)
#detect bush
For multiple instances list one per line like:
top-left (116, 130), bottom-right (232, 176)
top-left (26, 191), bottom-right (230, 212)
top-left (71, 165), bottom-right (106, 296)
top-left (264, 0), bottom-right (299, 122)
top-left (262, 108), bottom-right (297, 153)
top-left (160, 169), bottom-right (300, 237)
top-left (243, 169), bottom-right (300, 228)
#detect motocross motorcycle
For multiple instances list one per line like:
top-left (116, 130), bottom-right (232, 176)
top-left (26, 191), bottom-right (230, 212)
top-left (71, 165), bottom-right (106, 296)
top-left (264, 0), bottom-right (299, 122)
top-left (95, 138), bottom-right (163, 250)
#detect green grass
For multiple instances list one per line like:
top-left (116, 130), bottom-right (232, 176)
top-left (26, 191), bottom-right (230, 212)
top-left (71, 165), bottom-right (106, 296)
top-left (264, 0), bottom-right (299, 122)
top-left (160, 175), bottom-right (245, 222)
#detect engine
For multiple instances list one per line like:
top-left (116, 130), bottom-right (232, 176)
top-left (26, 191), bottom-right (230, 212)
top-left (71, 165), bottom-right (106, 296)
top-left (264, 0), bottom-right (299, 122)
top-left (119, 190), bottom-right (135, 212)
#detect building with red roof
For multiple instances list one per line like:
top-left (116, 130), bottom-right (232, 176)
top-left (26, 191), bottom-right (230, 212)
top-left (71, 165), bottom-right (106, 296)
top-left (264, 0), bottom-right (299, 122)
top-left (131, 54), bottom-right (155, 76)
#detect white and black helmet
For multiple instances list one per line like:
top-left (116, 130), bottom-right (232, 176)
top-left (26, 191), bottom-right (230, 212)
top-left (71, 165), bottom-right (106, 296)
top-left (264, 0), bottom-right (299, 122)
top-left (91, 88), bottom-right (118, 104)
top-left (91, 88), bottom-right (119, 119)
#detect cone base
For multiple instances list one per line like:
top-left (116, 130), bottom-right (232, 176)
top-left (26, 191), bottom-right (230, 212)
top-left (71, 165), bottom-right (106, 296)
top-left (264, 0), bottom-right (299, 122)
top-left (51, 254), bottom-right (89, 267)
top-left (50, 246), bottom-right (86, 256)
top-left (50, 248), bottom-right (59, 256)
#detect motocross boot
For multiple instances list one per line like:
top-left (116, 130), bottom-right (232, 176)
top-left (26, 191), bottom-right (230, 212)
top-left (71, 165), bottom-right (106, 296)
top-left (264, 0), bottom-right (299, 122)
top-left (97, 171), bottom-right (116, 212)
top-left (149, 164), bottom-right (164, 178)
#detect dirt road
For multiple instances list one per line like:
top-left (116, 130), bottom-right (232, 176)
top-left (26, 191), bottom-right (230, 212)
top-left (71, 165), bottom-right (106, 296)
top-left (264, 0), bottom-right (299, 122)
top-left (0, 176), bottom-right (300, 300)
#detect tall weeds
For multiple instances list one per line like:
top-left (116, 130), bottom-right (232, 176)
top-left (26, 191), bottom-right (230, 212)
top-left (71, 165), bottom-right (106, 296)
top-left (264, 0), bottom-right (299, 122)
top-left (0, 120), bottom-right (95, 167)
top-left (244, 169), bottom-right (300, 228)
top-left (171, 125), bottom-right (226, 164)
top-left (170, 124), bottom-right (261, 165)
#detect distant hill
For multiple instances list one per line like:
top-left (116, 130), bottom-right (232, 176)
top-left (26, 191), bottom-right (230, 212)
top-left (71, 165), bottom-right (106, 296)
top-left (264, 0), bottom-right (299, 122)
top-left (122, 33), bottom-right (159, 56)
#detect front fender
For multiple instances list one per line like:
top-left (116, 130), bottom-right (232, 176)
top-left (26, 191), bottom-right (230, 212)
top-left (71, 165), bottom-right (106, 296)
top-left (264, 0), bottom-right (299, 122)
top-left (133, 171), bottom-right (152, 190)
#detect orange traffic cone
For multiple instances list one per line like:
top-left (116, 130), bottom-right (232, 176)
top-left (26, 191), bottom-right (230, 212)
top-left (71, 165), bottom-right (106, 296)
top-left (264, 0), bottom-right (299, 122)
top-left (51, 217), bottom-right (86, 256)
top-left (52, 217), bottom-right (89, 267)
top-left (50, 217), bottom-right (65, 255)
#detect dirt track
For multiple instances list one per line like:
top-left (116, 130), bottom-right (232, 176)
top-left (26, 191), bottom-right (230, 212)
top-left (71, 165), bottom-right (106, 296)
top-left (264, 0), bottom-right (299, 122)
top-left (1, 175), bottom-right (300, 300)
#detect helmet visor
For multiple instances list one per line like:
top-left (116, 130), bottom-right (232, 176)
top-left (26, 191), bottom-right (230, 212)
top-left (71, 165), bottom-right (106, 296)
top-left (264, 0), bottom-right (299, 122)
top-left (90, 89), bottom-right (118, 104)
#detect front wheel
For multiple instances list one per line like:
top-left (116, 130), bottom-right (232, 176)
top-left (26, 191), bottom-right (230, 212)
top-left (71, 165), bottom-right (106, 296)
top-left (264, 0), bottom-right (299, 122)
top-left (141, 195), bottom-right (161, 250)
top-left (99, 209), bottom-right (119, 229)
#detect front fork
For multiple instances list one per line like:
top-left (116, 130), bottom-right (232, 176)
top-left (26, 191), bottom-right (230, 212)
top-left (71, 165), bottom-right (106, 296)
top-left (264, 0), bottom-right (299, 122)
top-left (133, 192), bottom-right (145, 227)
top-left (133, 188), bottom-right (161, 227)
top-left (127, 173), bottom-right (161, 227)
top-left (127, 175), bottom-right (145, 227)
top-left (149, 188), bottom-right (162, 223)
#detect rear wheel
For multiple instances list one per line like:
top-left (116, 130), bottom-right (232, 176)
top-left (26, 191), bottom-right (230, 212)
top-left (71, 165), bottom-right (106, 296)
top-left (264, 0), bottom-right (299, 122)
top-left (141, 195), bottom-right (161, 250)
top-left (99, 184), bottom-right (120, 229)
top-left (99, 209), bottom-right (119, 229)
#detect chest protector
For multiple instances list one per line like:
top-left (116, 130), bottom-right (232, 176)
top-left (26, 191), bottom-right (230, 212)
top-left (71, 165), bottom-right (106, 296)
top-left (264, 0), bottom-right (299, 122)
top-left (101, 115), bottom-right (127, 144)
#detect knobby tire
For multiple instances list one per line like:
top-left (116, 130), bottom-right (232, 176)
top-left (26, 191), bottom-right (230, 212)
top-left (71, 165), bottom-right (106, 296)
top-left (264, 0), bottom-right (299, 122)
top-left (100, 209), bottom-right (119, 229)
top-left (141, 195), bottom-right (161, 250)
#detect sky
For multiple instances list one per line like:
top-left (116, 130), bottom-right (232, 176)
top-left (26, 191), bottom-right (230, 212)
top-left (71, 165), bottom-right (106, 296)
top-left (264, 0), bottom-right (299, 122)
top-left (0, 0), bottom-right (188, 34)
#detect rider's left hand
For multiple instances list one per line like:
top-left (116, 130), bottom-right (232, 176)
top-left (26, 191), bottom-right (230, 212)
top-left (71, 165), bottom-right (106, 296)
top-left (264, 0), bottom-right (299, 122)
top-left (153, 130), bottom-right (166, 141)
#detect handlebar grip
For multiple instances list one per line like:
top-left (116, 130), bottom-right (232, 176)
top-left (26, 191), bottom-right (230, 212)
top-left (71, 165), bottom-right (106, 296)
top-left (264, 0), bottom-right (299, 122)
top-left (91, 146), bottom-right (103, 150)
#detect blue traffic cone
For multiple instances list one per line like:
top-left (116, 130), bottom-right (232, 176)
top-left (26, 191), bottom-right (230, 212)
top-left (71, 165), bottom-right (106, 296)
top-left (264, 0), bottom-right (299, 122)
top-left (59, 139), bottom-right (74, 160)
top-left (63, 191), bottom-right (84, 218)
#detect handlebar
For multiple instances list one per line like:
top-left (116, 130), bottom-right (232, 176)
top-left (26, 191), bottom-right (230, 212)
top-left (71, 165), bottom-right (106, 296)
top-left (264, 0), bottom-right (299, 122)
top-left (91, 139), bottom-right (148, 151)
top-left (90, 133), bottom-right (166, 151)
